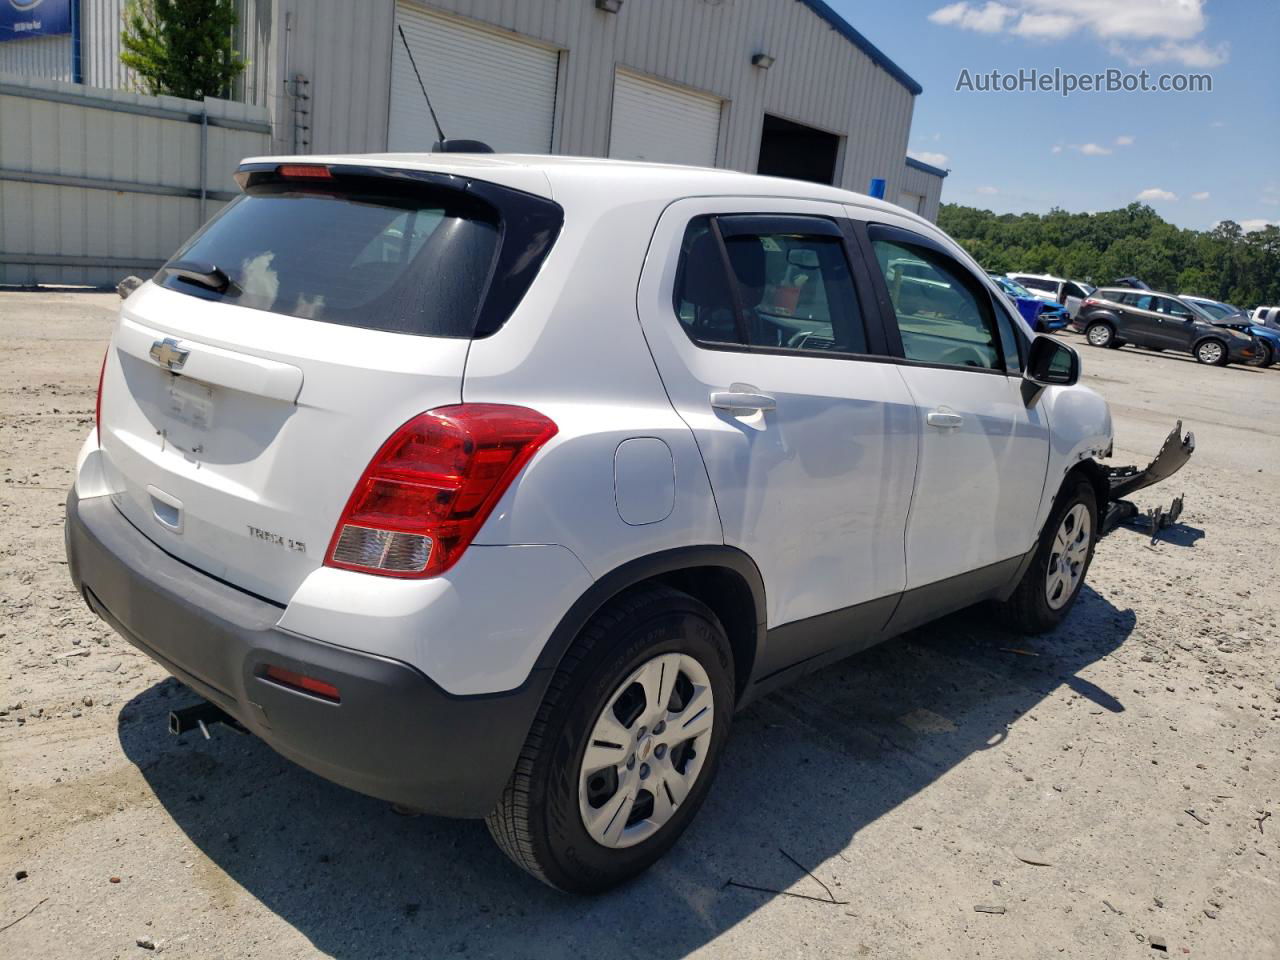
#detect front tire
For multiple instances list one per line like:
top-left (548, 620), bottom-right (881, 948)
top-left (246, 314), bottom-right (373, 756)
top-left (1195, 338), bottom-right (1228, 365)
top-left (486, 585), bottom-right (734, 893)
top-left (996, 478), bottom-right (1098, 634)
top-left (1249, 341), bottom-right (1273, 367)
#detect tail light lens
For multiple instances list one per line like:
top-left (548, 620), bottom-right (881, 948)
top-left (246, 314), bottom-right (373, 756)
top-left (94, 347), bottom-right (108, 441)
top-left (1082, 298), bottom-right (1100, 307)
top-left (325, 404), bottom-right (558, 578)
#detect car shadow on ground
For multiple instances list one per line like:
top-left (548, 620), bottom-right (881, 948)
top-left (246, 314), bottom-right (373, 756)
top-left (1114, 520), bottom-right (1206, 548)
top-left (118, 585), bottom-right (1134, 959)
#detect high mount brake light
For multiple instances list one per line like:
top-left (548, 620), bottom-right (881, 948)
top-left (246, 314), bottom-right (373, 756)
top-left (324, 404), bottom-right (558, 578)
top-left (277, 164), bottom-right (333, 179)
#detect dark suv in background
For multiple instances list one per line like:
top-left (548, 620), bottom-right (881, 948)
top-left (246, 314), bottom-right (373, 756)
top-left (1072, 288), bottom-right (1258, 366)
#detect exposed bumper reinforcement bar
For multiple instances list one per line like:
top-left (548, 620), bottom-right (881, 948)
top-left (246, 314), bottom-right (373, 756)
top-left (1100, 421), bottom-right (1195, 538)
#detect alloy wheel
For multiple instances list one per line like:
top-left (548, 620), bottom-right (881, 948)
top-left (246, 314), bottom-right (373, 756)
top-left (1045, 503), bottom-right (1090, 610)
top-left (578, 653), bottom-right (714, 849)
top-left (1086, 325), bottom-right (1111, 347)
top-left (1198, 341), bottom-right (1224, 364)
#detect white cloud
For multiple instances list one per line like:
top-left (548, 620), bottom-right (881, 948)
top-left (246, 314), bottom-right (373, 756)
top-left (1190, 191), bottom-right (1210, 201)
top-left (928, 2), bottom-right (1015, 33)
top-left (1114, 135), bottom-right (1135, 146)
top-left (1078, 143), bottom-right (1113, 156)
top-left (1011, 12), bottom-right (1077, 38)
top-left (1051, 144), bottom-right (1063, 154)
top-left (909, 150), bottom-right (950, 168)
top-left (1209, 120), bottom-right (1226, 128)
top-left (976, 186), bottom-right (1000, 195)
top-left (1240, 219), bottom-right (1279, 233)
top-left (1136, 188), bottom-right (1178, 202)
top-left (927, 1), bottom-right (1227, 64)
top-left (1113, 39), bottom-right (1230, 67)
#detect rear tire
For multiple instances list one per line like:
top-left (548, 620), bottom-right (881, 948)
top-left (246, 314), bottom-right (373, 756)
top-left (996, 478), bottom-right (1098, 635)
top-left (1085, 322), bottom-right (1114, 348)
top-left (486, 585), bottom-right (734, 893)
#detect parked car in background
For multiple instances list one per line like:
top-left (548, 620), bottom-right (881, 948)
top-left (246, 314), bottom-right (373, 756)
top-left (1109, 276), bottom-right (1150, 290)
top-left (1006, 273), bottom-right (1095, 318)
top-left (68, 153), bottom-right (1117, 892)
top-left (1253, 306), bottom-right (1280, 330)
top-left (989, 274), bottom-right (1069, 331)
top-left (1072, 288), bottom-right (1257, 365)
top-left (1182, 295), bottom-right (1279, 367)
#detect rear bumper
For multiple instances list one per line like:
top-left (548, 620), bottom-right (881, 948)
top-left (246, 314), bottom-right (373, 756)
top-left (64, 490), bottom-right (545, 817)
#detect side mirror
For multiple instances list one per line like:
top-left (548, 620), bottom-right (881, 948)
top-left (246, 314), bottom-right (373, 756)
top-left (1025, 335), bottom-right (1079, 387)
top-left (117, 275), bottom-right (143, 300)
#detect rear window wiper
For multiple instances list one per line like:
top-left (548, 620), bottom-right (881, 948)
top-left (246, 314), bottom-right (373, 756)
top-left (165, 260), bottom-right (240, 296)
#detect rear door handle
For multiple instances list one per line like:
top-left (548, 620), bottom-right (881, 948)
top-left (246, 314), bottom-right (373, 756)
top-left (926, 409), bottom-right (963, 429)
top-left (710, 387), bottom-right (776, 414)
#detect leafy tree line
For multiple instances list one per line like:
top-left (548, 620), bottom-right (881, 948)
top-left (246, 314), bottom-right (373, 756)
top-left (939, 202), bottom-right (1280, 310)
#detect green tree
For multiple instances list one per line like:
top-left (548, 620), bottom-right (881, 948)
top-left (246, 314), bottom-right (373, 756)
top-left (938, 202), bottom-right (1280, 308)
top-left (120, 0), bottom-right (244, 101)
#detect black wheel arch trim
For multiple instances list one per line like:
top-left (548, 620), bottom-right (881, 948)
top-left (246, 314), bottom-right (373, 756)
top-left (532, 545), bottom-right (768, 699)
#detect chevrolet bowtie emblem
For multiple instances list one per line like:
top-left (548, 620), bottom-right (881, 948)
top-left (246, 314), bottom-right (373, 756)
top-left (150, 338), bottom-right (189, 370)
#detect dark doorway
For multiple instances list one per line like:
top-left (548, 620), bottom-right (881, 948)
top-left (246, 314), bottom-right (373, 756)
top-left (756, 114), bottom-right (840, 185)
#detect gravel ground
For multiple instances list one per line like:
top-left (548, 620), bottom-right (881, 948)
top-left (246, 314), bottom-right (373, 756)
top-left (2, 290), bottom-right (1277, 959)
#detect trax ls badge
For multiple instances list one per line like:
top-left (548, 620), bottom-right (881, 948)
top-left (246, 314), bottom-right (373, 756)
top-left (150, 338), bottom-right (189, 370)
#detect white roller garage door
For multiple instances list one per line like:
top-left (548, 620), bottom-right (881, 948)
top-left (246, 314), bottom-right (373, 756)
top-left (608, 70), bottom-right (722, 167)
top-left (389, 4), bottom-right (558, 153)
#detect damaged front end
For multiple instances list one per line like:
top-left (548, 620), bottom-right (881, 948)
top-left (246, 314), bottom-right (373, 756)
top-left (1100, 420), bottom-right (1195, 540)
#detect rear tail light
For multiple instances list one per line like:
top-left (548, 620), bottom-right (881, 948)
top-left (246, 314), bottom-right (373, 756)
top-left (94, 347), bottom-right (108, 440)
top-left (325, 404), bottom-right (558, 578)
top-left (1082, 298), bottom-right (1100, 307)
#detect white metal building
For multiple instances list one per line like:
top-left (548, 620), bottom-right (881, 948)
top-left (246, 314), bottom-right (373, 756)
top-left (1, 0), bottom-right (948, 287)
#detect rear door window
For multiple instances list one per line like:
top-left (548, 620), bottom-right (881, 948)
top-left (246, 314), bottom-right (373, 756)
top-left (673, 215), bottom-right (870, 356)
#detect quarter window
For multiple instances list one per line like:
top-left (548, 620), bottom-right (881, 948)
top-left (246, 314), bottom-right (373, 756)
top-left (673, 216), bottom-right (869, 356)
top-left (870, 236), bottom-right (1003, 370)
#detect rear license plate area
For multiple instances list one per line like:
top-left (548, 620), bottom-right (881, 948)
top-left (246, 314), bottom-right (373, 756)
top-left (165, 375), bottom-right (215, 431)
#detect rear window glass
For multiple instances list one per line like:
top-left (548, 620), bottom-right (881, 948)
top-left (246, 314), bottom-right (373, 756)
top-left (158, 184), bottom-right (501, 337)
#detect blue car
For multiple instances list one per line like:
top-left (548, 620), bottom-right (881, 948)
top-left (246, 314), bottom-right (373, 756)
top-left (1182, 295), bottom-right (1278, 367)
top-left (988, 274), bottom-right (1070, 332)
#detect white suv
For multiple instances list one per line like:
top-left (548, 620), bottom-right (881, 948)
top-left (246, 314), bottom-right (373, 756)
top-left (67, 154), bottom-right (1116, 893)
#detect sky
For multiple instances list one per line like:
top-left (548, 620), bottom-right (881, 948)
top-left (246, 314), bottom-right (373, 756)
top-left (828, 0), bottom-right (1280, 232)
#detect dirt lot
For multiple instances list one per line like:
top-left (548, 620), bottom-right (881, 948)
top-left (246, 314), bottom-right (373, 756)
top-left (1, 290), bottom-right (1277, 959)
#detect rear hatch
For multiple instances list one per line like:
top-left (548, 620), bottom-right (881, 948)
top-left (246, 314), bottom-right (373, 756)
top-left (98, 160), bottom-right (561, 603)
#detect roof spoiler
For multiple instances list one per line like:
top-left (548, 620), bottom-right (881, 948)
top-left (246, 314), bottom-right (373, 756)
top-left (433, 139), bottom-right (495, 154)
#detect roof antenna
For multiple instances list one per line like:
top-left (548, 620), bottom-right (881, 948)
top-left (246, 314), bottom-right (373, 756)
top-left (396, 25), bottom-right (493, 154)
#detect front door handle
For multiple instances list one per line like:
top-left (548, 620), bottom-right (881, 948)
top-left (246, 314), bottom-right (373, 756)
top-left (710, 387), bottom-right (777, 415)
top-left (926, 409), bottom-right (964, 429)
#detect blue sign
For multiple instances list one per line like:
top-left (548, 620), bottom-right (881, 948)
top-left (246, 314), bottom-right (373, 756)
top-left (0, 0), bottom-right (74, 43)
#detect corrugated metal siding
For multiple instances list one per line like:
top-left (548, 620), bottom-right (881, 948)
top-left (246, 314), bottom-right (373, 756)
top-left (0, 35), bottom-right (74, 81)
top-left (0, 75), bottom-right (270, 287)
top-left (49, 1), bottom-right (924, 198)
top-left (900, 160), bottom-right (945, 222)
top-left (380, 0), bottom-right (917, 197)
top-left (273, 0), bottom-right (395, 153)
